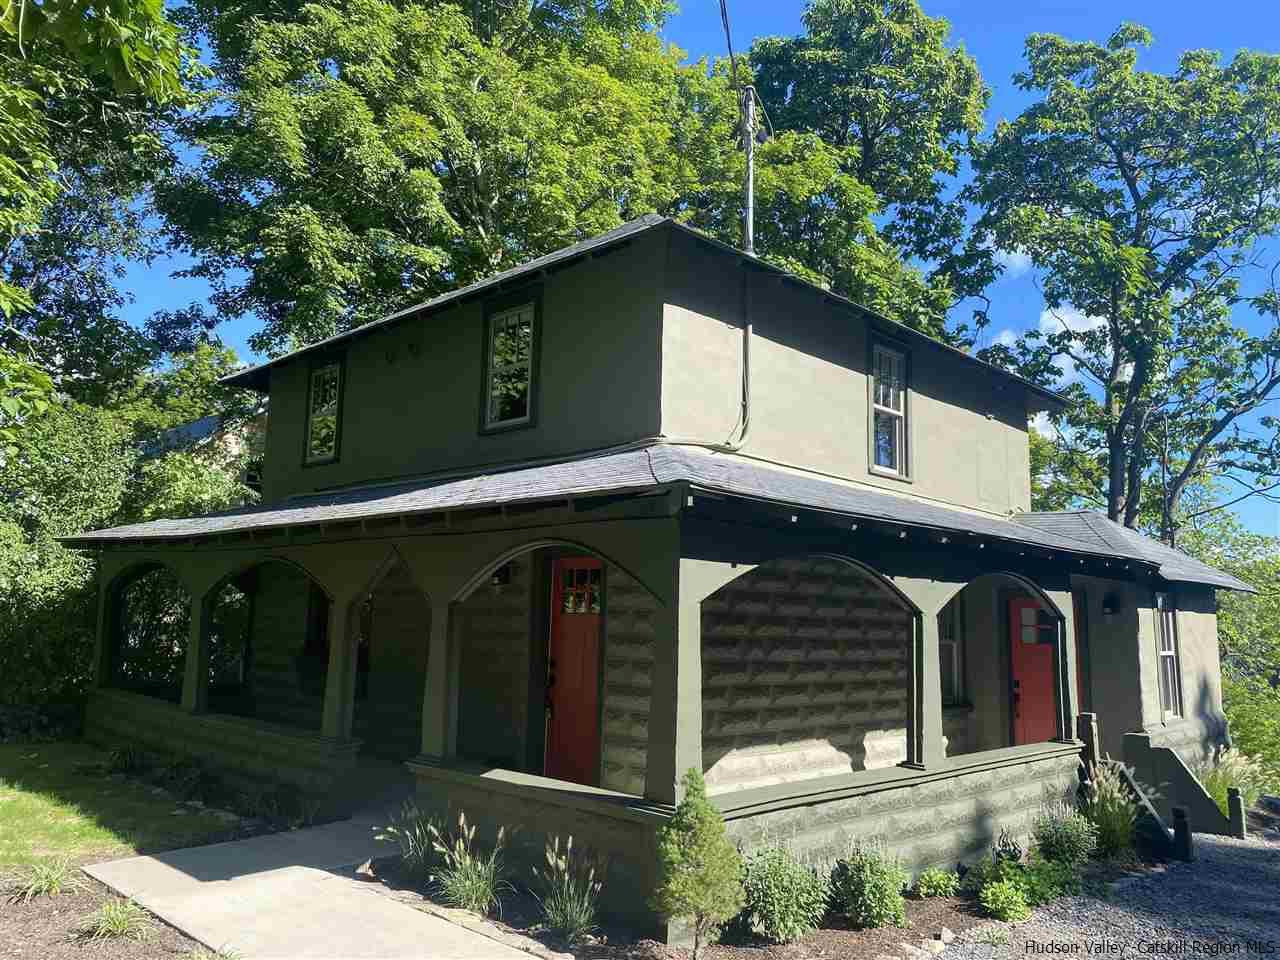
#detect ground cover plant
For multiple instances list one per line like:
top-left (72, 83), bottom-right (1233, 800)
top-left (76, 897), bottom-right (154, 942)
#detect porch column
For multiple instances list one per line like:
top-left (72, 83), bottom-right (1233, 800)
top-left (321, 590), bottom-right (357, 738)
top-left (1043, 585), bottom-right (1078, 741)
top-left (179, 591), bottom-right (210, 713)
top-left (419, 602), bottom-right (453, 758)
top-left (91, 568), bottom-right (113, 689)
top-left (645, 598), bottom-right (698, 805)
top-left (914, 611), bottom-right (946, 768)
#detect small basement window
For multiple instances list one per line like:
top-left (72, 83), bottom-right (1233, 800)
top-left (483, 303), bottom-right (536, 429)
top-left (1155, 593), bottom-right (1184, 719)
top-left (871, 343), bottom-right (908, 477)
top-left (305, 361), bottom-right (342, 464)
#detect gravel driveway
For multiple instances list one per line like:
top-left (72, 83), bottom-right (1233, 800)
top-left (951, 834), bottom-right (1280, 959)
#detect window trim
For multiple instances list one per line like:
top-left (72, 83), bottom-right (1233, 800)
top-left (940, 594), bottom-right (966, 707)
top-left (479, 288), bottom-right (542, 434)
top-left (1154, 592), bottom-right (1185, 720)
top-left (302, 355), bottom-right (345, 467)
top-left (867, 338), bottom-right (911, 482)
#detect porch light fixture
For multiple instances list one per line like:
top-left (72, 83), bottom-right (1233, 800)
top-left (898, 531), bottom-right (906, 539)
top-left (850, 522), bottom-right (858, 530)
top-left (490, 563), bottom-right (513, 588)
top-left (940, 536), bottom-right (949, 544)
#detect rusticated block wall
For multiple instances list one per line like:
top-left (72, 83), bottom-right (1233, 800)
top-left (601, 567), bottom-right (656, 795)
top-left (701, 555), bottom-right (912, 794)
top-left (725, 748), bottom-right (1081, 874)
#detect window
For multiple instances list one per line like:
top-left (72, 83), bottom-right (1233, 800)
top-left (871, 344), bottom-right (907, 477)
top-left (305, 361), bottom-right (342, 464)
top-left (1155, 593), bottom-right (1184, 718)
top-left (484, 302), bottom-right (536, 429)
top-left (939, 596), bottom-right (965, 706)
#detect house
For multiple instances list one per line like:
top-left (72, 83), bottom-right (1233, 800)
top-left (63, 214), bottom-right (1250, 937)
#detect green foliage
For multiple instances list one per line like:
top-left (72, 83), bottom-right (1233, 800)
top-left (107, 746), bottom-right (156, 776)
top-left (829, 843), bottom-right (907, 929)
top-left (738, 845), bottom-right (830, 944)
top-left (378, 800), bottom-right (441, 880)
top-left (1081, 762), bottom-right (1138, 857)
top-left (961, 852), bottom-right (1022, 894)
top-left (6, 857), bottom-right (78, 902)
top-left (1195, 749), bottom-right (1274, 817)
top-left (533, 835), bottom-right (604, 945)
top-left (913, 867), bottom-right (960, 898)
top-left (78, 897), bottom-right (152, 941)
top-left (1032, 804), bottom-right (1099, 866)
top-left (978, 879), bottom-right (1031, 922)
top-left (426, 812), bottom-right (508, 917)
top-left (1020, 855), bottom-right (1080, 906)
top-left (652, 769), bottom-right (743, 960)
top-left (1222, 678), bottom-right (1280, 789)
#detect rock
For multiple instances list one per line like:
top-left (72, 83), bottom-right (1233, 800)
top-left (937, 927), bottom-right (956, 944)
top-left (923, 937), bottom-right (948, 954)
top-left (900, 942), bottom-right (933, 959)
top-left (1260, 795), bottom-right (1280, 814)
top-left (355, 859), bottom-right (378, 881)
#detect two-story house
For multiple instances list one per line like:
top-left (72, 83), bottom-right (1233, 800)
top-left (65, 215), bottom-right (1250, 937)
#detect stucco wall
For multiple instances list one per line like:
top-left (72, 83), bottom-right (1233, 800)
top-left (1070, 575), bottom-right (1145, 758)
top-left (659, 229), bottom-right (1034, 516)
top-left (260, 233), bottom-right (666, 501)
top-left (1146, 585), bottom-right (1227, 764)
top-left (700, 556), bottom-right (912, 794)
top-left (601, 566), bottom-right (657, 795)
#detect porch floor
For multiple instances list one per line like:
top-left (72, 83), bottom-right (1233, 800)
top-left (83, 805), bottom-right (526, 959)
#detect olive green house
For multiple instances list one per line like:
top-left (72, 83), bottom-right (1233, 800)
top-left (64, 215), bottom-right (1249, 936)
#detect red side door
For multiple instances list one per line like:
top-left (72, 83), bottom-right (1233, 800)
top-left (1009, 597), bottom-right (1058, 745)
top-left (545, 557), bottom-right (603, 786)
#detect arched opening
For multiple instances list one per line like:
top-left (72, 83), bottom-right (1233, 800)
top-left (109, 564), bottom-right (191, 703)
top-left (203, 559), bottom-right (332, 731)
top-left (700, 554), bottom-right (917, 795)
top-left (350, 555), bottom-right (431, 762)
top-left (452, 542), bottom-right (659, 795)
top-left (938, 573), bottom-right (1063, 757)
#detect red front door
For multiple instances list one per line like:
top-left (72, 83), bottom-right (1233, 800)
top-left (545, 557), bottom-right (603, 785)
top-left (1009, 597), bottom-right (1058, 745)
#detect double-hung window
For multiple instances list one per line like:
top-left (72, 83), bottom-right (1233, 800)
top-left (483, 302), bottom-right (536, 429)
top-left (871, 344), bottom-right (908, 477)
top-left (939, 596), bottom-right (965, 706)
top-left (305, 361), bottom-right (342, 464)
top-left (1155, 593), bottom-right (1184, 719)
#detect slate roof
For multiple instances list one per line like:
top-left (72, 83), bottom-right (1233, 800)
top-left (220, 215), bottom-right (1066, 409)
top-left (60, 444), bottom-right (1247, 591)
top-left (1015, 511), bottom-right (1254, 593)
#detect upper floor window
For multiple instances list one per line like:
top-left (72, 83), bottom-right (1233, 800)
top-left (483, 302), bottom-right (536, 430)
top-left (871, 343), bottom-right (908, 477)
top-left (1155, 593), bottom-right (1184, 719)
top-left (305, 361), bottom-right (342, 464)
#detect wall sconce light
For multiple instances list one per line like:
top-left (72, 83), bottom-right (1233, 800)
top-left (1101, 592), bottom-right (1121, 618)
top-left (490, 563), bottom-right (512, 588)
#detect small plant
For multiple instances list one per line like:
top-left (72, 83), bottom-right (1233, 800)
top-left (237, 782), bottom-right (322, 829)
top-left (830, 843), bottom-right (907, 929)
top-left (651, 769), bottom-right (744, 960)
top-left (107, 746), bottom-right (155, 776)
top-left (1020, 855), bottom-right (1080, 906)
top-left (378, 800), bottom-right (441, 880)
top-left (77, 898), bottom-right (153, 942)
top-left (913, 866), bottom-right (960, 898)
top-left (1033, 803), bottom-right (1099, 865)
top-left (427, 812), bottom-right (509, 916)
top-left (738, 845), bottom-right (830, 944)
top-left (161, 756), bottom-right (225, 804)
top-left (533, 835), bottom-right (604, 945)
top-left (1081, 761), bottom-right (1138, 857)
top-left (979, 878), bottom-right (1031, 922)
top-left (993, 827), bottom-right (1022, 863)
top-left (977, 926), bottom-right (1012, 946)
top-left (1195, 749), bottom-right (1271, 817)
top-left (8, 859), bottom-right (79, 903)
top-left (961, 853), bottom-right (1021, 894)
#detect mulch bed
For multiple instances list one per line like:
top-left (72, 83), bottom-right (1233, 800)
top-left (0, 876), bottom-right (200, 960)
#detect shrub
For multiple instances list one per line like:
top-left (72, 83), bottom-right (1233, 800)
top-left (1032, 803), bottom-right (1099, 865)
top-left (979, 879), bottom-right (1031, 922)
top-left (378, 800), bottom-right (440, 880)
top-left (1195, 749), bottom-right (1272, 817)
top-left (961, 853), bottom-right (1022, 894)
top-left (533, 835), bottom-right (603, 945)
top-left (652, 769), bottom-right (744, 960)
top-left (1081, 761), bottom-right (1138, 857)
top-left (913, 867), bottom-right (960, 898)
top-left (78, 898), bottom-right (153, 942)
top-left (993, 827), bottom-right (1022, 863)
top-left (830, 844), bottom-right (907, 929)
top-left (1223, 677), bottom-right (1280, 790)
top-left (107, 746), bottom-right (155, 776)
top-left (738, 845), bottom-right (830, 944)
top-left (427, 812), bottom-right (508, 916)
top-left (236, 782), bottom-right (322, 829)
top-left (7, 858), bottom-right (79, 903)
top-left (1020, 855), bottom-right (1080, 906)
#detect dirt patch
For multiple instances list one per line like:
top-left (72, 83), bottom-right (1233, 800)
top-left (0, 876), bottom-right (201, 960)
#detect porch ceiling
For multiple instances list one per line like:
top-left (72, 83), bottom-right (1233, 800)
top-left (60, 444), bottom-right (1246, 592)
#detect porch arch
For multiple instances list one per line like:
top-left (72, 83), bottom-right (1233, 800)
top-left (105, 562), bottom-right (192, 704)
top-left (447, 538), bottom-right (662, 795)
top-left (699, 552), bottom-right (918, 794)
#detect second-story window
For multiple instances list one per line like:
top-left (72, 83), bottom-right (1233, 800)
top-left (305, 361), bottom-right (342, 464)
top-left (871, 343), bottom-right (908, 477)
top-left (484, 302), bottom-right (536, 429)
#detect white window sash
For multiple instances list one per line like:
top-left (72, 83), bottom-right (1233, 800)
top-left (485, 304), bottom-right (535, 427)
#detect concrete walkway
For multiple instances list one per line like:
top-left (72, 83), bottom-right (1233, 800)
top-left (85, 813), bottom-right (529, 960)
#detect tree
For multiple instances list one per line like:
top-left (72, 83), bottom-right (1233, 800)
top-left (651, 768), bottom-right (743, 959)
top-left (971, 25), bottom-right (1280, 539)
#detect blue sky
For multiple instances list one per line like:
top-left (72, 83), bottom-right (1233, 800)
top-left (122, 0), bottom-right (1280, 533)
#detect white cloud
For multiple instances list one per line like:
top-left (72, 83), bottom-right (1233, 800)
top-left (1030, 411), bottom-right (1054, 436)
top-left (1037, 305), bottom-right (1106, 385)
top-left (993, 327), bottom-right (1019, 348)
top-left (994, 248), bottom-right (1034, 277)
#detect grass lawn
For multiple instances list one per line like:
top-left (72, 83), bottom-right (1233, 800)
top-left (0, 741), bottom-right (230, 869)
